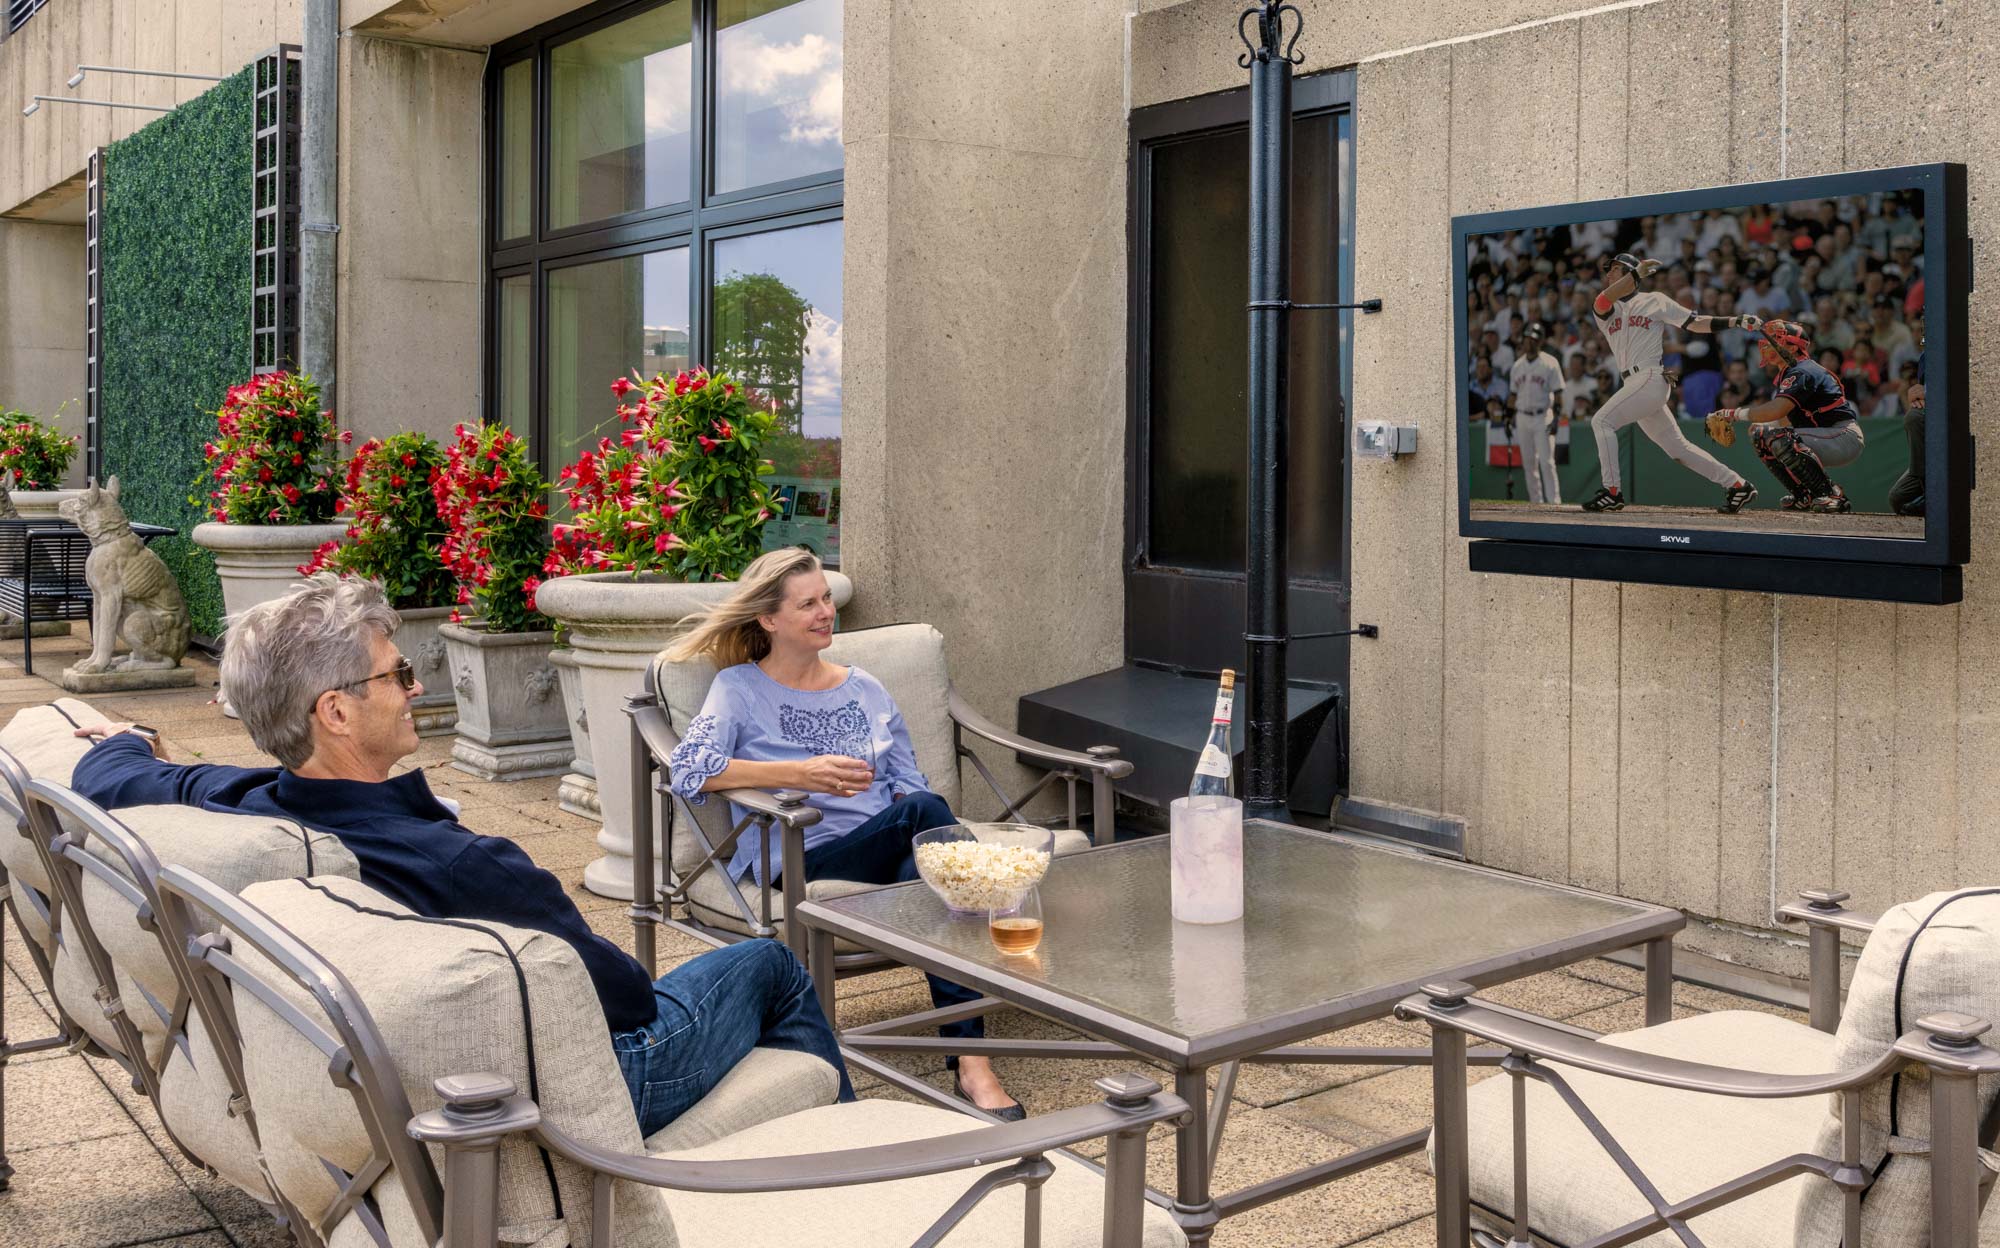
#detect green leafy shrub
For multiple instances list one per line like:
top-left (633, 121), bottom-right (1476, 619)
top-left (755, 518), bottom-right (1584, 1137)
top-left (299, 432), bottom-right (454, 609)
top-left (0, 410), bottom-right (79, 490)
top-left (547, 368), bottom-right (775, 583)
top-left (100, 65), bottom-right (256, 636)
top-left (434, 423), bottom-right (552, 634)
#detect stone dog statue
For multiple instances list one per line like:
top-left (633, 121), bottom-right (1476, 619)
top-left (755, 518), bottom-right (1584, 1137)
top-left (58, 476), bottom-right (189, 674)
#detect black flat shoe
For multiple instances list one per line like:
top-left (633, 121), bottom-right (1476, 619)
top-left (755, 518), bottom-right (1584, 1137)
top-left (953, 1075), bottom-right (1026, 1122)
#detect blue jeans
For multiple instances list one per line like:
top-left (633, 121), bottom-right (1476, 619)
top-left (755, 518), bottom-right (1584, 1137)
top-left (791, 792), bottom-right (986, 1045)
top-left (611, 940), bottom-right (855, 1137)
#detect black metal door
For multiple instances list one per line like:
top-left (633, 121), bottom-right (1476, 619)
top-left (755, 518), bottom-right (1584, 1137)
top-left (1125, 73), bottom-right (1355, 796)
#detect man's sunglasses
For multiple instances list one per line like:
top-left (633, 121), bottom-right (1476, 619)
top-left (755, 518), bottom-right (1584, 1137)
top-left (326, 657), bottom-right (417, 696)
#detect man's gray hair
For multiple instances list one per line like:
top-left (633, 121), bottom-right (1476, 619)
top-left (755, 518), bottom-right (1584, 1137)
top-left (219, 573), bottom-right (402, 770)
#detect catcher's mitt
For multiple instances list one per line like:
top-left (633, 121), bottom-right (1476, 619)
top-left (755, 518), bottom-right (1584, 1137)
top-left (1705, 410), bottom-right (1738, 448)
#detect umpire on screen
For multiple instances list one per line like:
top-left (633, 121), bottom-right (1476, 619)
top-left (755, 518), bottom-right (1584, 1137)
top-left (1890, 352), bottom-right (1925, 517)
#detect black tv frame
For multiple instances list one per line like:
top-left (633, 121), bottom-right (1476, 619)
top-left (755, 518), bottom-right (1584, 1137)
top-left (1453, 162), bottom-right (1971, 593)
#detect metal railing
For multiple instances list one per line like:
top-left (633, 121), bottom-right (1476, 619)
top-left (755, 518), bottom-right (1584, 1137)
top-left (5, 0), bottom-right (50, 36)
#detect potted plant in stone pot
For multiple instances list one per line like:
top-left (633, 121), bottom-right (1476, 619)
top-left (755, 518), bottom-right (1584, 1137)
top-left (190, 372), bottom-right (349, 627)
top-left (432, 422), bottom-right (570, 781)
top-left (537, 367), bottom-right (853, 900)
top-left (0, 407), bottom-right (81, 517)
top-left (298, 432), bottom-right (459, 735)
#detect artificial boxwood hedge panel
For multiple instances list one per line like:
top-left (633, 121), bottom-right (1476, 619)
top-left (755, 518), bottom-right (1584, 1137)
top-left (99, 66), bottom-right (256, 639)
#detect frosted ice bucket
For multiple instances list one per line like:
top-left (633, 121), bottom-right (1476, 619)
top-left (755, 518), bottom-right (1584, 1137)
top-left (1170, 795), bottom-right (1244, 923)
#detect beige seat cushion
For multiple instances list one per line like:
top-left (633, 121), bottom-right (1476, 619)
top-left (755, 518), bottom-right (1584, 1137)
top-left (1794, 889), bottom-right (2000, 1247)
top-left (1459, 1010), bottom-right (1840, 1248)
top-left (642, 1047), bottom-right (843, 1154)
top-left (685, 828), bottom-right (1092, 947)
top-left (657, 1097), bottom-right (1186, 1247)
top-left (234, 875), bottom-right (678, 1248)
top-left (0, 698), bottom-right (112, 897)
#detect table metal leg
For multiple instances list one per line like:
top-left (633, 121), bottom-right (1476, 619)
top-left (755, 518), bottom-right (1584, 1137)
top-left (1644, 937), bottom-right (1674, 1027)
top-left (1206, 1061), bottom-right (1239, 1179)
top-left (807, 924), bottom-right (836, 1028)
top-left (1173, 1068), bottom-right (1220, 1246)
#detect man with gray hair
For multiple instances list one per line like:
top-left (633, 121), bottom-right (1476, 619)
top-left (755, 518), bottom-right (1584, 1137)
top-left (67, 573), bottom-right (852, 1134)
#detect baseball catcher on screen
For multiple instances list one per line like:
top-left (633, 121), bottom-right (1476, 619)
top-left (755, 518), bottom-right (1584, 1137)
top-left (1703, 318), bottom-right (1863, 514)
top-left (1579, 252), bottom-right (1762, 515)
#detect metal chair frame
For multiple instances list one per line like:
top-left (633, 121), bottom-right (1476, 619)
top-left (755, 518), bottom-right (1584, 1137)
top-left (0, 749), bottom-right (76, 1190)
top-left (158, 863), bottom-right (1188, 1248)
top-left (1401, 889), bottom-right (2000, 1248)
top-left (623, 627), bottom-right (1136, 977)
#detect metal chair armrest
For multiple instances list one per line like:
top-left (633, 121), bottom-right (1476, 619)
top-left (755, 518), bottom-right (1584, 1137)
top-left (1776, 889), bottom-right (1879, 936)
top-left (628, 698), bottom-right (681, 767)
top-left (721, 786), bottom-right (824, 830)
top-left (1776, 888), bottom-right (1877, 1032)
top-left (1395, 990), bottom-right (1907, 1099)
top-left (414, 1074), bottom-right (1188, 1194)
top-left (948, 687), bottom-right (1135, 779)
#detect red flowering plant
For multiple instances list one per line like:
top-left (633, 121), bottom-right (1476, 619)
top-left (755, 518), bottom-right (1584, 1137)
top-left (297, 432), bottom-right (455, 609)
top-left (0, 409), bottom-right (79, 490)
top-left (547, 367), bottom-right (777, 583)
top-left (433, 422), bottom-right (552, 634)
top-left (195, 372), bottom-right (344, 523)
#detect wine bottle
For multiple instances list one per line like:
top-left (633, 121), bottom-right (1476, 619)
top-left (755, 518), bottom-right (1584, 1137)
top-left (1188, 669), bottom-right (1236, 799)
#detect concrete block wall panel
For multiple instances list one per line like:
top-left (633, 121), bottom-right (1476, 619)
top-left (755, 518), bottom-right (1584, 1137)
top-left (332, 35), bottom-right (483, 445)
top-left (1133, 0), bottom-right (2000, 977)
top-left (842, 0), bottom-right (1131, 813)
top-left (0, 219), bottom-right (88, 473)
top-left (1346, 43), bottom-right (1451, 817)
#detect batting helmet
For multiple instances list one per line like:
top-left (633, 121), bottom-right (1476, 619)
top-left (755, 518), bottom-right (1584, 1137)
top-left (1759, 318), bottom-right (1811, 371)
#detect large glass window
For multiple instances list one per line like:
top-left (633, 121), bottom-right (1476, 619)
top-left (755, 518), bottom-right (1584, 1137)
top-left (548, 247), bottom-right (691, 472)
top-left (549, 2), bottom-right (694, 229)
top-left (713, 0), bottom-right (844, 195)
top-left (714, 219), bottom-right (843, 561)
top-left (488, 0), bottom-right (844, 563)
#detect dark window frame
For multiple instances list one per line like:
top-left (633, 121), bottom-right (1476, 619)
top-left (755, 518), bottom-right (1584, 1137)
top-left (482, 0), bottom-right (844, 492)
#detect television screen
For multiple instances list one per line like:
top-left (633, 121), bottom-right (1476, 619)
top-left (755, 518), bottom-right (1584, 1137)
top-left (1454, 163), bottom-right (1967, 577)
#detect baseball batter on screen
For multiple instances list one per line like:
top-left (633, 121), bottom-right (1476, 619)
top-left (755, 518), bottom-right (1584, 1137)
top-left (1508, 324), bottom-right (1565, 504)
top-left (1579, 252), bottom-right (1763, 514)
top-left (1703, 319), bottom-right (1862, 513)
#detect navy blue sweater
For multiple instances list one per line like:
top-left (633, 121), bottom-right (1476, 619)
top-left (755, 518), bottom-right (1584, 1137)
top-left (73, 734), bottom-right (657, 1033)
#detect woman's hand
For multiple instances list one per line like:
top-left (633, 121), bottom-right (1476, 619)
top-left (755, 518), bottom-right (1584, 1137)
top-left (797, 754), bottom-right (874, 797)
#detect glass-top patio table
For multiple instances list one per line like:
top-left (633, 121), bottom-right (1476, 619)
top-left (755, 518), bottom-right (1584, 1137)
top-left (794, 821), bottom-right (1684, 1244)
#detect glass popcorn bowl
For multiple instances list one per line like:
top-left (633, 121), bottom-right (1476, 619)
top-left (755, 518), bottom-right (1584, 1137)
top-left (911, 823), bottom-right (1056, 915)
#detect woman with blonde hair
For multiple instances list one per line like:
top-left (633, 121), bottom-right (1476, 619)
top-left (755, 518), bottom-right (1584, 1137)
top-left (666, 547), bottom-right (1024, 1119)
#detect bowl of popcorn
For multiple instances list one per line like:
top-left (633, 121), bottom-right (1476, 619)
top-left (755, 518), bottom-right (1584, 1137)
top-left (911, 823), bottom-right (1055, 915)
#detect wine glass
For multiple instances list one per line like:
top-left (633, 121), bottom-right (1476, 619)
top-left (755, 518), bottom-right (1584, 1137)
top-left (989, 884), bottom-right (1043, 956)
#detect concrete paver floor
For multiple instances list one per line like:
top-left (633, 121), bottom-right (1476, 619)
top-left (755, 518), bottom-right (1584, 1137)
top-left (0, 627), bottom-right (1796, 1247)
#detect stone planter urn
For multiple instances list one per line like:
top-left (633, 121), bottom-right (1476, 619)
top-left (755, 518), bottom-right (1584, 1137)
top-left (550, 647), bottom-right (599, 820)
top-left (536, 569), bottom-right (854, 901)
top-left (191, 521), bottom-right (350, 623)
top-left (394, 605), bottom-right (460, 737)
top-left (11, 489), bottom-right (81, 520)
top-left (436, 622), bottom-right (572, 781)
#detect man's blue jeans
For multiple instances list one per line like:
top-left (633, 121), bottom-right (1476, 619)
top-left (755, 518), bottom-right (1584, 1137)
top-left (611, 940), bottom-right (855, 1137)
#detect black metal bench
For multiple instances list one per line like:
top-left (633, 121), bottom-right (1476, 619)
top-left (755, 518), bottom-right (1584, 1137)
top-left (0, 519), bottom-right (177, 674)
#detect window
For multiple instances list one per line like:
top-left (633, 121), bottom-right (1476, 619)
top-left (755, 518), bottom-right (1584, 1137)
top-left (487, 0), bottom-right (844, 563)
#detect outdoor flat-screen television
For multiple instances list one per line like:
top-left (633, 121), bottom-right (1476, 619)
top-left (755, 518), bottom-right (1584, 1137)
top-left (1453, 163), bottom-right (1970, 603)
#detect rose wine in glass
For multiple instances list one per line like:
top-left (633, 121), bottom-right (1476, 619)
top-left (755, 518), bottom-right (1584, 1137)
top-left (989, 885), bottom-right (1043, 955)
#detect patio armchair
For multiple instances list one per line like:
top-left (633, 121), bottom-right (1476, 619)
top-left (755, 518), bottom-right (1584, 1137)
top-left (1399, 887), bottom-right (2000, 1248)
top-left (625, 622), bottom-right (1135, 973)
top-left (158, 863), bottom-right (1191, 1246)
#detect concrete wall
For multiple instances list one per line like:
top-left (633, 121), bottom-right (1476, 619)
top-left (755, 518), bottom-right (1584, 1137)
top-left (0, 218), bottom-right (88, 480)
top-left (332, 35), bottom-right (485, 443)
top-left (1135, 0), bottom-right (2000, 978)
top-left (840, 0), bottom-right (1133, 796)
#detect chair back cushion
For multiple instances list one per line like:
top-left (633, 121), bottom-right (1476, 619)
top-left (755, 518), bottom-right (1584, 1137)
top-left (0, 699), bottom-right (110, 896)
top-left (234, 875), bottom-right (677, 1248)
top-left (1795, 888), bottom-right (2000, 1246)
top-left (822, 625), bottom-right (959, 810)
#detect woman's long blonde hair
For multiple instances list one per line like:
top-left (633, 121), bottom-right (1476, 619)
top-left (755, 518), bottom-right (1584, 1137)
top-left (665, 546), bottom-right (824, 669)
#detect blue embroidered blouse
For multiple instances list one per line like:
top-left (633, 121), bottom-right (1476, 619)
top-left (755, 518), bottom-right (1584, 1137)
top-left (666, 663), bottom-right (932, 885)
